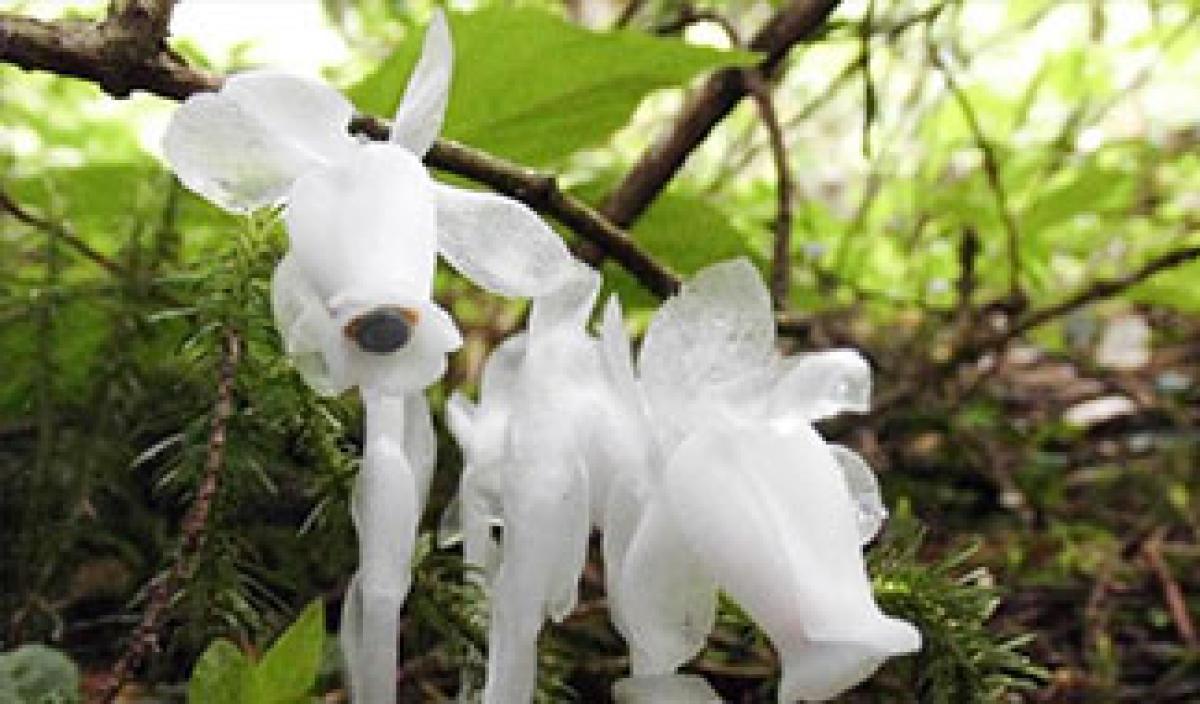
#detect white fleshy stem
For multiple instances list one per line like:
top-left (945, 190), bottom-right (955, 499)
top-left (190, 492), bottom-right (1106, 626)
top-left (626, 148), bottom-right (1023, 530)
top-left (341, 391), bottom-right (419, 704)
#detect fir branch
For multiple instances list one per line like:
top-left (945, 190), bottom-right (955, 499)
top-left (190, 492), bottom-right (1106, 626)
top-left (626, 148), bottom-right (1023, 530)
top-left (98, 329), bottom-right (241, 703)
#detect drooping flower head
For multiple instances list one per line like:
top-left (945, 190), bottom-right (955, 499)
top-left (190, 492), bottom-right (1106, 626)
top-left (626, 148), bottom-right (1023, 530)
top-left (448, 258), bottom-right (919, 703)
top-left (598, 259), bottom-right (920, 702)
top-left (163, 10), bottom-right (580, 397)
top-left (445, 264), bottom-right (618, 704)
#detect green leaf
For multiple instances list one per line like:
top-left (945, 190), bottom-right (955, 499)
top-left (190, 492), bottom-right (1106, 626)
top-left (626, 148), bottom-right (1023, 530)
top-left (1019, 166), bottom-right (1136, 237)
top-left (576, 182), bottom-right (757, 308)
top-left (187, 640), bottom-right (252, 704)
top-left (349, 7), bottom-right (757, 165)
top-left (249, 600), bottom-right (325, 704)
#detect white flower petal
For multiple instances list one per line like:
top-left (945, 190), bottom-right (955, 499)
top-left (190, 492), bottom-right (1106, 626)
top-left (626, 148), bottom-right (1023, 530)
top-left (444, 390), bottom-right (478, 459)
top-left (614, 497), bottom-right (716, 676)
top-left (460, 469), bottom-right (505, 588)
top-left (357, 392), bottom-right (419, 596)
top-left (164, 93), bottom-right (307, 212)
top-left (163, 71), bottom-right (355, 212)
top-left (479, 334), bottom-right (527, 408)
top-left (828, 444), bottom-right (887, 545)
top-left (286, 143), bottom-right (437, 305)
top-left (435, 489), bottom-right (463, 549)
top-left (599, 295), bottom-right (641, 409)
top-left (483, 458), bottom-right (590, 704)
top-left (663, 420), bottom-right (919, 703)
top-left (404, 392), bottom-right (437, 513)
top-left (445, 391), bottom-right (506, 586)
top-left (768, 348), bottom-right (872, 426)
top-left (613, 674), bottom-right (723, 704)
top-left (780, 627), bottom-right (921, 703)
top-left (528, 266), bottom-right (600, 340)
top-left (343, 391), bottom-right (420, 704)
top-left (434, 182), bottom-right (579, 298)
top-left (390, 9), bottom-right (452, 157)
top-left (223, 70), bottom-right (356, 165)
top-left (338, 573), bottom-right (365, 700)
top-left (601, 479), bottom-right (644, 626)
top-left (639, 258), bottom-right (776, 416)
top-left (270, 254), bottom-right (351, 396)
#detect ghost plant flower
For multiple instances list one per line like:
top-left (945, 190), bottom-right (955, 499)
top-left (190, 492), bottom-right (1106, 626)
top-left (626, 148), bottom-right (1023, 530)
top-left (598, 259), bottom-right (920, 702)
top-left (446, 258), bottom-right (916, 703)
top-left (162, 11), bottom-right (580, 704)
top-left (446, 264), bottom-right (643, 704)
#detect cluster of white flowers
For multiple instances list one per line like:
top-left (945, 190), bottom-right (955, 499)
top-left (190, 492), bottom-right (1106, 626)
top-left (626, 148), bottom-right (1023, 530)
top-left (163, 10), bottom-right (919, 703)
top-left (447, 259), bottom-right (919, 704)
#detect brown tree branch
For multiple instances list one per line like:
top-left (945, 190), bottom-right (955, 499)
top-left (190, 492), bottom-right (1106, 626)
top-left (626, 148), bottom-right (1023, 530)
top-left (937, 243), bottom-right (1200, 375)
top-left (1007, 245), bottom-right (1200, 340)
top-left (1142, 527), bottom-right (1199, 650)
top-left (0, 13), bottom-right (217, 98)
top-left (1, 10), bottom-right (682, 298)
top-left (600, 0), bottom-right (842, 227)
top-left (106, 0), bottom-right (178, 61)
top-left (97, 329), bottom-right (241, 703)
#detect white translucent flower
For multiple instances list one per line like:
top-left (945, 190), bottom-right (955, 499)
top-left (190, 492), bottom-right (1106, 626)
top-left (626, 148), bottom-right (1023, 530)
top-left (449, 258), bottom-right (916, 703)
top-left (162, 11), bottom-right (582, 704)
top-left (164, 10), bottom-right (580, 397)
top-left (447, 265), bottom-right (654, 704)
top-left (598, 259), bottom-right (919, 702)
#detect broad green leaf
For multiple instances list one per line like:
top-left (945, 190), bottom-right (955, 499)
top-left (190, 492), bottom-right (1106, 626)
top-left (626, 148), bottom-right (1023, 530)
top-left (576, 182), bottom-right (757, 308)
top-left (187, 640), bottom-right (252, 704)
top-left (349, 7), bottom-right (757, 165)
top-left (1019, 166), bottom-right (1136, 237)
top-left (249, 599), bottom-right (325, 703)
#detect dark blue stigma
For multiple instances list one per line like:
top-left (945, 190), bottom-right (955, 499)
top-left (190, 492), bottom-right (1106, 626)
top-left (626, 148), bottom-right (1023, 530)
top-left (348, 308), bottom-right (413, 354)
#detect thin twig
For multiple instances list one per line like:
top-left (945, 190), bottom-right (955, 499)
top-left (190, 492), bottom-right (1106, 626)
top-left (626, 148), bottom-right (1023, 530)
top-left (612, 0), bottom-right (647, 29)
top-left (1143, 528), bottom-right (1198, 650)
top-left (1, 189), bottom-right (125, 276)
top-left (601, 0), bottom-right (842, 227)
top-left (938, 243), bottom-right (1200, 375)
top-left (744, 70), bottom-right (794, 310)
top-left (871, 242), bottom-right (1200, 417)
top-left (420, 136), bottom-right (682, 298)
top-left (104, 0), bottom-right (178, 62)
top-left (1007, 245), bottom-right (1200, 341)
top-left (929, 46), bottom-right (1023, 300)
top-left (663, 8), bottom-right (795, 310)
top-left (98, 329), bottom-right (241, 703)
top-left (0, 12), bottom-right (216, 99)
